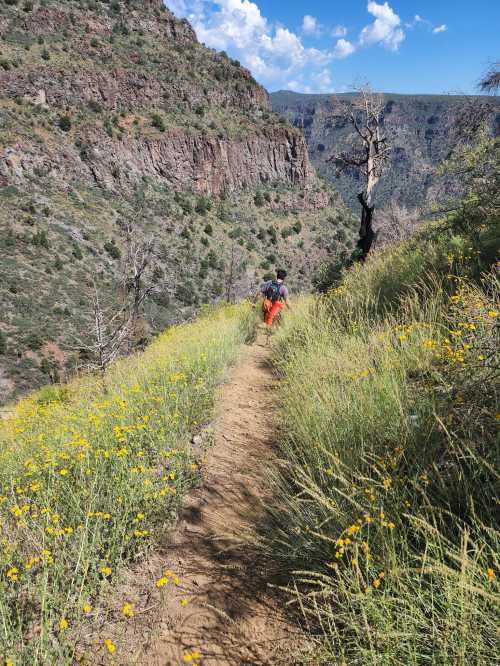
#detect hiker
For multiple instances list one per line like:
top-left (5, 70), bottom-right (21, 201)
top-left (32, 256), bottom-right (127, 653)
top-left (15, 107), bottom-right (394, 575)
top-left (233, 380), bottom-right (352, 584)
top-left (255, 269), bottom-right (291, 327)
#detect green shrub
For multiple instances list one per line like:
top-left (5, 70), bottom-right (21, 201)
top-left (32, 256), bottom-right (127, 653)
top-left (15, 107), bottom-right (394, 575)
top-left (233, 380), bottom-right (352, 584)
top-left (104, 239), bottom-right (121, 259)
top-left (195, 197), bottom-right (212, 216)
top-left (254, 192), bottom-right (264, 207)
top-left (0, 331), bottom-right (7, 355)
top-left (25, 331), bottom-right (43, 351)
top-left (58, 115), bottom-right (72, 132)
top-left (151, 113), bottom-right (166, 132)
top-left (72, 243), bottom-right (83, 260)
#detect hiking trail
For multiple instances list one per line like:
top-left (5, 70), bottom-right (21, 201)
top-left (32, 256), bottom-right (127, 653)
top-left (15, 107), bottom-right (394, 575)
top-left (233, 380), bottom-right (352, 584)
top-left (128, 333), bottom-right (304, 665)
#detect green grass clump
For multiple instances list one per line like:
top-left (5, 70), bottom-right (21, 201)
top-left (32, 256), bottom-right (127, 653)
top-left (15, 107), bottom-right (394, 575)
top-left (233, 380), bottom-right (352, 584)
top-left (266, 229), bottom-right (499, 664)
top-left (0, 303), bottom-right (255, 663)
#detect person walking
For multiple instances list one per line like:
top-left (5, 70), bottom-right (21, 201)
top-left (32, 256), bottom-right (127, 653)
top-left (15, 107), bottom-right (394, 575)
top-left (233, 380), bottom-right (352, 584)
top-left (255, 269), bottom-right (291, 327)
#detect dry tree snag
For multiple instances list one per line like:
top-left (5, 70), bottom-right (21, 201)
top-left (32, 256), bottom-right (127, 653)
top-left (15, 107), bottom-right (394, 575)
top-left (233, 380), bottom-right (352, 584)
top-left (328, 86), bottom-right (391, 261)
top-left (122, 226), bottom-right (158, 351)
top-left (479, 62), bottom-right (500, 94)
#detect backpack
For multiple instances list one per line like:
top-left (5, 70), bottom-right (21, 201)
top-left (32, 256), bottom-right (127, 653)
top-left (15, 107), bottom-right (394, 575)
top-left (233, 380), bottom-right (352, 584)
top-left (265, 280), bottom-right (282, 303)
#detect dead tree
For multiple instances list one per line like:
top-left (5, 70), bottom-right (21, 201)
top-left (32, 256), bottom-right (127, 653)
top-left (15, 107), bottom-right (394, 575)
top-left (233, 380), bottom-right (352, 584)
top-left (74, 279), bottom-right (132, 375)
top-left (122, 226), bottom-right (158, 350)
top-left (327, 85), bottom-right (391, 261)
top-left (479, 62), bottom-right (500, 94)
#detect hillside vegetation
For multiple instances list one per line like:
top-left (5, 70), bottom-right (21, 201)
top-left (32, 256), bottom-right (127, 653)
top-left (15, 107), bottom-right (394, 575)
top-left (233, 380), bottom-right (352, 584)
top-left (0, 0), bottom-right (355, 404)
top-left (268, 194), bottom-right (499, 662)
top-left (0, 303), bottom-right (255, 663)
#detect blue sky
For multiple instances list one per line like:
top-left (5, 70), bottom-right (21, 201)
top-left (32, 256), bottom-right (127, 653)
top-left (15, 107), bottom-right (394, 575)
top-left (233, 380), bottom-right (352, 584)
top-left (164, 0), bottom-right (499, 94)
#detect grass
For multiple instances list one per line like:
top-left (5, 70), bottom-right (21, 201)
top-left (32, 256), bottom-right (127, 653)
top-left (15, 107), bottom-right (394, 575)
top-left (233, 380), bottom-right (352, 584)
top-left (0, 302), bottom-right (256, 664)
top-left (266, 227), bottom-right (499, 664)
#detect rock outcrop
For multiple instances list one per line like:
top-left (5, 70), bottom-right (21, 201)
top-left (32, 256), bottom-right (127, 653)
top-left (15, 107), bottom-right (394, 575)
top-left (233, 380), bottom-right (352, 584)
top-left (0, 1), bottom-right (315, 197)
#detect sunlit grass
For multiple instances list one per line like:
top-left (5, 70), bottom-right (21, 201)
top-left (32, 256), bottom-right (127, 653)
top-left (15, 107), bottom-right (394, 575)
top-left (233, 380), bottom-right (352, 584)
top-left (0, 302), bottom-right (256, 664)
top-left (267, 235), bottom-right (499, 664)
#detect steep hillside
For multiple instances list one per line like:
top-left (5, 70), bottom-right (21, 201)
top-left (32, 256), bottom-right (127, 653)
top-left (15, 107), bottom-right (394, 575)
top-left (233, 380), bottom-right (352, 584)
top-left (271, 90), bottom-right (500, 210)
top-left (0, 0), bottom-right (355, 404)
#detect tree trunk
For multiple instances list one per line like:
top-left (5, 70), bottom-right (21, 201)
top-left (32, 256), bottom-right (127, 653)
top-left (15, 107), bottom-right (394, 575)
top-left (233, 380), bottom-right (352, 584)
top-left (356, 192), bottom-right (376, 262)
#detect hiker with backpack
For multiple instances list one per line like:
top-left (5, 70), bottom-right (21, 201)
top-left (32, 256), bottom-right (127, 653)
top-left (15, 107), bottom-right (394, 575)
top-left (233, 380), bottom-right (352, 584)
top-left (254, 269), bottom-right (291, 327)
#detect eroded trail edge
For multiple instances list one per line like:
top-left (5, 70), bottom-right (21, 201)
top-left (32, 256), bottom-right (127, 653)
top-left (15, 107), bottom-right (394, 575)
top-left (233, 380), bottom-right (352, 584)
top-left (144, 336), bottom-right (299, 665)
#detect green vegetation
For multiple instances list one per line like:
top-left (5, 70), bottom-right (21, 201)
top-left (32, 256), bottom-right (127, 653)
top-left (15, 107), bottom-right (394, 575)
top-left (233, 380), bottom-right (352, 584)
top-left (267, 208), bottom-right (499, 662)
top-left (0, 303), bottom-right (256, 663)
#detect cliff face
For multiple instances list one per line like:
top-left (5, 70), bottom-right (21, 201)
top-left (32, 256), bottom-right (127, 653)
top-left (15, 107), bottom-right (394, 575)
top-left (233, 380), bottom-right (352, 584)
top-left (0, 0), bottom-right (348, 406)
top-left (1, 123), bottom-right (313, 196)
top-left (271, 91), bottom-right (500, 210)
top-left (0, 1), bottom-right (314, 197)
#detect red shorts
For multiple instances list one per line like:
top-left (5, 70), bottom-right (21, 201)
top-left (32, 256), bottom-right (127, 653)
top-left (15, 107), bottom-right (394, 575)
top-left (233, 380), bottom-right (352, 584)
top-left (262, 299), bottom-right (284, 326)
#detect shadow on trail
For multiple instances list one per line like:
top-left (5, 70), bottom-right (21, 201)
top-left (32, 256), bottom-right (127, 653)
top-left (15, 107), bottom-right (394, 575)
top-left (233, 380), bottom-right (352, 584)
top-left (148, 337), bottom-right (306, 666)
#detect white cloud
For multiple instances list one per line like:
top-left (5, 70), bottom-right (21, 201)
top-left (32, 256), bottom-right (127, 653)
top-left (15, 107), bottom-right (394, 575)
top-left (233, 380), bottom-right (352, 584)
top-left (166, 0), bottom-right (336, 91)
top-left (406, 14), bottom-right (448, 33)
top-left (332, 25), bottom-right (348, 37)
top-left (164, 0), bottom-right (412, 92)
top-left (302, 15), bottom-right (320, 36)
top-left (333, 38), bottom-right (356, 59)
top-left (359, 1), bottom-right (405, 51)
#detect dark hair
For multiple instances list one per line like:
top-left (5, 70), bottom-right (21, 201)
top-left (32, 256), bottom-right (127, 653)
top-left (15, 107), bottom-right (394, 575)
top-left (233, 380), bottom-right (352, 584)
top-left (276, 269), bottom-right (287, 280)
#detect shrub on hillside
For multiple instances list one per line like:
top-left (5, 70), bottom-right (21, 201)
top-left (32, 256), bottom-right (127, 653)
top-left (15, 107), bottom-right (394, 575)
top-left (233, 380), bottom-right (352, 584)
top-left (151, 113), bottom-right (166, 132)
top-left (58, 115), bottom-right (72, 132)
top-left (254, 192), bottom-right (264, 207)
top-left (104, 239), bottom-right (121, 259)
top-left (0, 331), bottom-right (7, 355)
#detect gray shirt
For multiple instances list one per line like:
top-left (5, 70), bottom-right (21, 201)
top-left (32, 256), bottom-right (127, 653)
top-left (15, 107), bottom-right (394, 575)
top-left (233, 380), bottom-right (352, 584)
top-left (260, 280), bottom-right (289, 301)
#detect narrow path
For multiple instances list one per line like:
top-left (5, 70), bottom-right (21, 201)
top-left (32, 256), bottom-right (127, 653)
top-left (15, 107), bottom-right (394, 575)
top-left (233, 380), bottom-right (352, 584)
top-left (145, 335), bottom-right (302, 665)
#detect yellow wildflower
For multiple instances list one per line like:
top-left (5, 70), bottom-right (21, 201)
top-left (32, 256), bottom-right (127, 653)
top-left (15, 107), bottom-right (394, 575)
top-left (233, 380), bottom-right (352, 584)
top-left (100, 566), bottom-right (112, 576)
top-left (82, 603), bottom-right (92, 614)
top-left (122, 602), bottom-right (134, 618)
top-left (488, 310), bottom-right (498, 318)
top-left (104, 639), bottom-right (116, 654)
top-left (59, 618), bottom-right (69, 631)
top-left (6, 567), bottom-right (19, 582)
top-left (373, 578), bottom-right (381, 589)
top-left (487, 568), bottom-right (495, 580)
top-left (180, 598), bottom-right (189, 606)
top-left (156, 576), bottom-right (168, 588)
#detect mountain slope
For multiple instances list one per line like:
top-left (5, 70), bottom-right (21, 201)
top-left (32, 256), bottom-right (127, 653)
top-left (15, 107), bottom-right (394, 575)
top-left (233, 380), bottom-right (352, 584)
top-left (0, 0), bottom-right (355, 405)
top-left (271, 90), bottom-right (500, 210)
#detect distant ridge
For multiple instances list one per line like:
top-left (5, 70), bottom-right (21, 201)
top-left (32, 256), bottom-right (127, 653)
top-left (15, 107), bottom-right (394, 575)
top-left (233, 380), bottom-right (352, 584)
top-left (271, 90), bottom-right (500, 210)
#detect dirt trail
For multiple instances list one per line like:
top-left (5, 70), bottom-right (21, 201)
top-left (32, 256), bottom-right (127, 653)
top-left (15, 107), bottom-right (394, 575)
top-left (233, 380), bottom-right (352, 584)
top-left (145, 335), bottom-right (302, 665)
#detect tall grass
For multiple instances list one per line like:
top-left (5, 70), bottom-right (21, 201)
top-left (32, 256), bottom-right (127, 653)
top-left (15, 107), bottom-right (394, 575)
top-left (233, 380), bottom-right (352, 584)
top-left (267, 234), bottom-right (499, 664)
top-left (0, 303), bottom-right (255, 664)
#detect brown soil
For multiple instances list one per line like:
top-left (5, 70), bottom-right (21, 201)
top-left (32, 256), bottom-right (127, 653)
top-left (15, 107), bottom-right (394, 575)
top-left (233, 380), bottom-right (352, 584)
top-left (123, 335), bottom-right (304, 665)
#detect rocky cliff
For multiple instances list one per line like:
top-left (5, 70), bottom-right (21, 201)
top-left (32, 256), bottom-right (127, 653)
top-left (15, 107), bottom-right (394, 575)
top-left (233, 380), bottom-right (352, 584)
top-left (0, 1), bottom-right (316, 196)
top-left (271, 91), bottom-right (500, 210)
top-left (0, 0), bottom-right (352, 405)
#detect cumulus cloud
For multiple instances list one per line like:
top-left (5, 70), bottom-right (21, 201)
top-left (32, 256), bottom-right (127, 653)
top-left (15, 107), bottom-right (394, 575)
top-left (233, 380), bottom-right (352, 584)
top-left (164, 0), bottom-right (413, 92)
top-left (359, 1), bottom-right (405, 51)
top-left (302, 15), bottom-right (320, 36)
top-left (333, 38), bottom-right (356, 59)
top-left (406, 13), bottom-right (448, 34)
top-left (332, 25), bottom-right (348, 37)
top-left (166, 0), bottom-right (336, 91)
